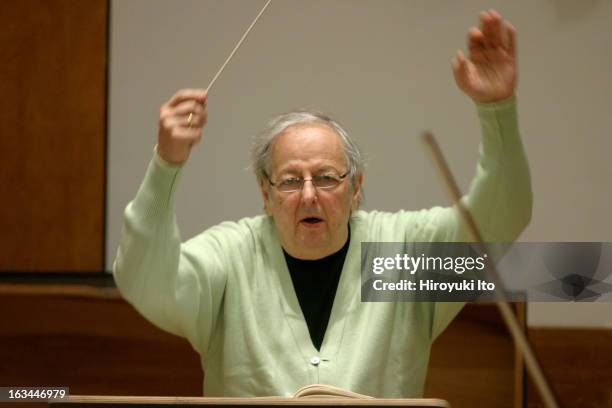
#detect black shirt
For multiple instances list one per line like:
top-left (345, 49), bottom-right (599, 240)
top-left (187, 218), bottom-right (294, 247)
top-left (283, 229), bottom-right (350, 351)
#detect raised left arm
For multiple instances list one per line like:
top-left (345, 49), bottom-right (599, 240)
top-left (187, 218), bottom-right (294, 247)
top-left (429, 11), bottom-right (530, 339)
top-left (446, 10), bottom-right (531, 242)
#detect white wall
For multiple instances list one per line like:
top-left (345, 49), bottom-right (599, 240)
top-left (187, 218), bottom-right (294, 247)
top-left (107, 0), bottom-right (612, 327)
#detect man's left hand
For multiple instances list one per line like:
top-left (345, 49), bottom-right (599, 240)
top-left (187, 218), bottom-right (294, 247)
top-left (452, 10), bottom-right (517, 103)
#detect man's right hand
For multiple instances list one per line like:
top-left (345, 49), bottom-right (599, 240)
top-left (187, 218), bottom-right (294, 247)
top-left (157, 89), bottom-right (208, 165)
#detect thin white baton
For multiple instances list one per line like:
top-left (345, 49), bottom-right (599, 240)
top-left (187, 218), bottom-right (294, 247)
top-left (206, 0), bottom-right (272, 93)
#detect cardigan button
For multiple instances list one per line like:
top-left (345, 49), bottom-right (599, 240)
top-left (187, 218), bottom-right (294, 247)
top-left (310, 356), bottom-right (321, 366)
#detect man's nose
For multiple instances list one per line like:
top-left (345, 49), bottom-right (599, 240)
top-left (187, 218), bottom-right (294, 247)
top-left (300, 179), bottom-right (318, 204)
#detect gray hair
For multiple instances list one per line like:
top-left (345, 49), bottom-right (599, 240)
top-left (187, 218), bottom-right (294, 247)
top-left (250, 110), bottom-right (365, 194)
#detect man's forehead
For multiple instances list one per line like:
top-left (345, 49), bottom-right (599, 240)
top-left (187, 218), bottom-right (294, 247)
top-left (269, 124), bottom-right (346, 171)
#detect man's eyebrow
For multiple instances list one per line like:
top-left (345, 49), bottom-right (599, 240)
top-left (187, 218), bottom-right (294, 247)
top-left (276, 167), bottom-right (300, 176)
top-left (275, 162), bottom-right (343, 175)
top-left (316, 166), bottom-right (341, 173)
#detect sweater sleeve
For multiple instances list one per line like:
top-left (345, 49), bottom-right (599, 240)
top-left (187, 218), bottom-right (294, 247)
top-left (428, 97), bottom-right (533, 340)
top-left (112, 148), bottom-right (228, 356)
top-left (431, 97), bottom-right (532, 242)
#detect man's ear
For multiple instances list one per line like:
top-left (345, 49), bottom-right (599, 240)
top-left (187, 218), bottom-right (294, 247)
top-left (351, 172), bottom-right (364, 211)
top-left (259, 180), bottom-right (273, 216)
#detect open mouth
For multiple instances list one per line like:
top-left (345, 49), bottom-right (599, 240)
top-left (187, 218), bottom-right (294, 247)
top-left (300, 217), bottom-right (323, 225)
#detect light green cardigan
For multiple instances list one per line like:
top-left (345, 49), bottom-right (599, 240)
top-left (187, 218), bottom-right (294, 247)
top-left (113, 98), bottom-right (531, 398)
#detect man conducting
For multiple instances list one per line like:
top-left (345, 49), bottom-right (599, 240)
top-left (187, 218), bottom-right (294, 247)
top-left (114, 10), bottom-right (531, 398)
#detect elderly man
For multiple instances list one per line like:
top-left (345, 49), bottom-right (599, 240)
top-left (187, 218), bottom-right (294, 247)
top-left (114, 10), bottom-right (531, 398)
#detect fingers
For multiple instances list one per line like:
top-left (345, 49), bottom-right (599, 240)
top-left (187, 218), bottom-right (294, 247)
top-left (474, 9), bottom-right (517, 52)
top-left (451, 50), bottom-right (469, 91)
top-left (467, 10), bottom-right (516, 63)
top-left (166, 88), bottom-right (208, 108)
top-left (506, 21), bottom-right (517, 58)
top-left (468, 26), bottom-right (485, 56)
top-left (480, 9), bottom-right (503, 48)
top-left (465, 10), bottom-right (516, 53)
top-left (160, 95), bottom-right (208, 128)
top-left (157, 89), bottom-right (209, 164)
top-left (173, 99), bottom-right (206, 116)
top-left (158, 110), bottom-right (207, 156)
top-left (451, 50), bottom-right (464, 71)
top-left (454, 11), bottom-right (517, 103)
top-left (189, 110), bottom-right (208, 129)
top-left (161, 110), bottom-right (208, 130)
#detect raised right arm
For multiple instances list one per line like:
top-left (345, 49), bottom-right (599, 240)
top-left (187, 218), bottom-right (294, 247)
top-left (113, 90), bottom-right (226, 356)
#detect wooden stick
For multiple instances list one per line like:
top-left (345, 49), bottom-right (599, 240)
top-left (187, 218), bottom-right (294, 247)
top-left (421, 131), bottom-right (561, 408)
top-left (206, 0), bottom-right (273, 93)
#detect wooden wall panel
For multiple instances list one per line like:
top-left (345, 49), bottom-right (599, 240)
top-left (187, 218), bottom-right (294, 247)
top-left (526, 328), bottom-right (612, 408)
top-left (425, 303), bottom-right (516, 408)
top-left (0, 0), bottom-right (107, 271)
top-left (0, 288), bottom-right (203, 396)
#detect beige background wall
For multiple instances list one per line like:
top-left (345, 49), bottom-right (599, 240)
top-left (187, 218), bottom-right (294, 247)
top-left (107, 0), bottom-right (612, 327)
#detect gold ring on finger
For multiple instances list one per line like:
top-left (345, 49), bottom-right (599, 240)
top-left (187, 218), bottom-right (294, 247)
top-left (187, 112), bottom-right (194, 128)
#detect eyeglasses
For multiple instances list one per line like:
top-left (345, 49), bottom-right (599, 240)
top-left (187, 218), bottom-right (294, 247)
top-left (266, 171), bottom-right (349, 193)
